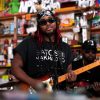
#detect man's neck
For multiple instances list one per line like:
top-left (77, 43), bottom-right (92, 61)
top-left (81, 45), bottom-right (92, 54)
top-left (44, 35), bottom-right (55, 42)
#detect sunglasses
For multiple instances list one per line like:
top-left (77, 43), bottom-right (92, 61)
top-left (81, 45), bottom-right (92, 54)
top-left (38, 18), bottom-right (56, 26)
top-left (84, 50), bottom-right (96, 54)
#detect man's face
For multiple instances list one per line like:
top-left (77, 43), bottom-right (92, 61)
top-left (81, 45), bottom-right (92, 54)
top-left (83, 50), bottom-right (96, 63)
top-left (38, 15), bottom-right (57, 36)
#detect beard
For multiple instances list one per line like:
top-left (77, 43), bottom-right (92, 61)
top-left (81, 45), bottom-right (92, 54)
top-left (41, 29), bottom-right (56, 37)
top-left (84, 56), bottom-right (96, 64)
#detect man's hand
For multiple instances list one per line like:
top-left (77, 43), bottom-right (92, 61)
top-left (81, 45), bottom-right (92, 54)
top-left (92, 82), bottom-right (100, 92)
top-left (67, 71), bottom-right (77, 82)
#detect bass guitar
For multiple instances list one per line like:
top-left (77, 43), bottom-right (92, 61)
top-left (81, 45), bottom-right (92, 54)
top-left (2, 60), bottom-right (100, 93)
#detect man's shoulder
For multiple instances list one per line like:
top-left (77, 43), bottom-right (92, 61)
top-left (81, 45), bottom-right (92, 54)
top-left (22, 35), bottom-right (36, 43)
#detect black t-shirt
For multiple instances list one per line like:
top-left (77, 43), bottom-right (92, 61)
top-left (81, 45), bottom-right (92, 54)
top-left (72, 59), bottom-right (100, 82)
top-left (14, 36), bottom-right (73, 80)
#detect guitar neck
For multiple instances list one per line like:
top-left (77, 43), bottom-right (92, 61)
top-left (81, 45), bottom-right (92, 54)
top-left (58, 60), bottom-right (100, 83)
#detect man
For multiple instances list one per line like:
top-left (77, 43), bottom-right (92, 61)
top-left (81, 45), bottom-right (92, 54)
top-left (11, 10), bottom-right (76, 93)
top-left (72, 39), bottom-right (100, 97)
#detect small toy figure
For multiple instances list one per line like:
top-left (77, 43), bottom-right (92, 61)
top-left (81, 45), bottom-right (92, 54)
top-left (8, 0), bottom-right (20, 14)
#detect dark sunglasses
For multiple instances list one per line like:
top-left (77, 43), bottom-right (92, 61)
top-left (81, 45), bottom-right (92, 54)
top-left (38, 18), bottom-right (56, 26)
top-left (84, 50), bottom-right (96, 54)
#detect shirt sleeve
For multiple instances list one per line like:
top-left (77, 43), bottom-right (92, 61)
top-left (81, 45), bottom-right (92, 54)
top-left (13, 39), bottom-right (28, 63)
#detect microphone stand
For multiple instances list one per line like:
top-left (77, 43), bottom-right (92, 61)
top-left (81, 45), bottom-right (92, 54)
top-left (51, 41), bottom-right (59, 91)
top-left (48, 36), bottom-right (62, 91)
top-left (52, 52), bottom-right (59, 91)
top-left (48, 35), bottom-right (68, 91)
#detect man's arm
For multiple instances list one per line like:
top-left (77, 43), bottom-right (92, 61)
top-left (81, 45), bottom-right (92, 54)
top-left (67, 64), bottom-right (72, 72)
top-left (66, 64), bottom-right (77, 82)
top-left (11, 53), bottom-right (44, 91)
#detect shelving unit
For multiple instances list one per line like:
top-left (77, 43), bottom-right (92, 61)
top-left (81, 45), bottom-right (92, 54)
top-left (0, 5), bottom-right (99, 56)
top-left (0, 6), bottom-right (99, 51)
top-left (0, 3), bottom-right (100, 89)
top-left (0, 6), bottom-right (99, 34)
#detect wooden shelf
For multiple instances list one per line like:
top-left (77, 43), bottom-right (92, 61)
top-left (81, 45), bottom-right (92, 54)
top-left (55, 6), bottom-right (96, 14)
top-left (55, 6), bottom-right (78, 13)
top-left (0, 34), bottom-right (13, 38)
top-left (0, 13), bottom-right (36, 20)
top-left (0, 6), bottom-right (98, 20)
top-left (0, 7), bottom-right (78, 20)
top-left (0, 66), bottom-right (11, 68)
top-left (91, 27), bottom-right (100, 33)
top-left (0, 16), bottom-right (14, 21)
top-left (0, 34), bottom-right (28, 38)
top-left (60, 27), bottom-right (73, 32)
